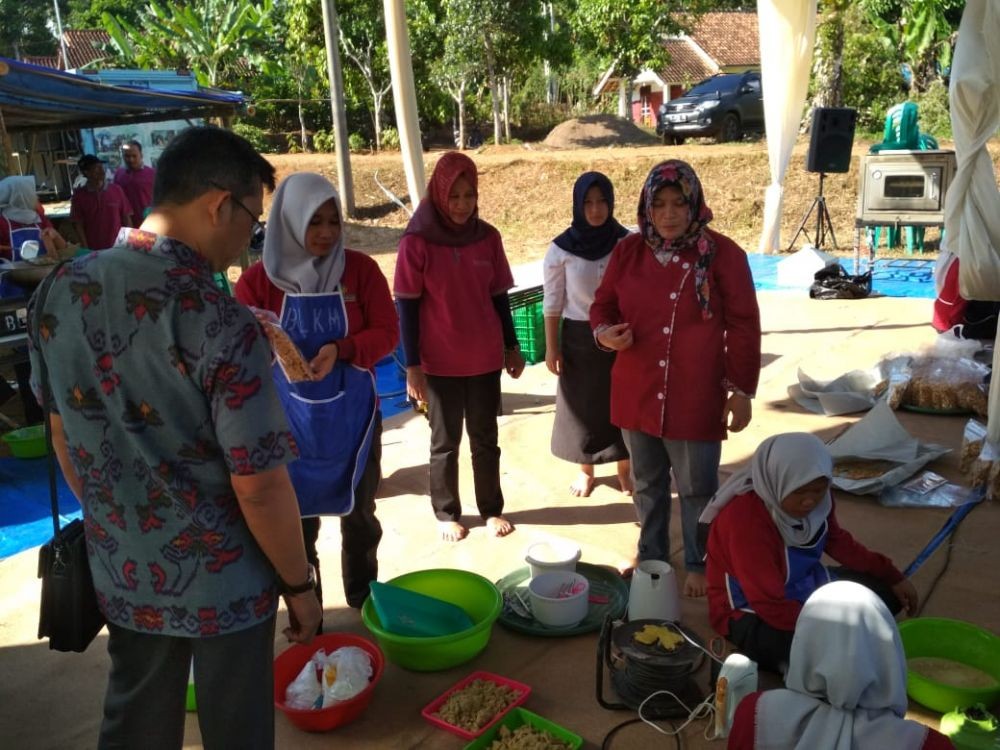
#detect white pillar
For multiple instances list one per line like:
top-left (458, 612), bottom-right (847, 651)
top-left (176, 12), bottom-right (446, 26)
top-left (384, 0), bottom-right (426, 207)
top-left (618, 79), bottom-right (629, 119)
top-left (320, 0), bottom-right (355, 216)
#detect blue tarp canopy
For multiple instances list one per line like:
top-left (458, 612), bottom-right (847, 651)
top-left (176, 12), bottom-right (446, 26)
top-left (0, 57), bottom-right (243, 133)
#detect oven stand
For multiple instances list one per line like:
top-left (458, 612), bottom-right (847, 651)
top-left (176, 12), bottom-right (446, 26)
top-left (787, 171), bottom-right (838, 252)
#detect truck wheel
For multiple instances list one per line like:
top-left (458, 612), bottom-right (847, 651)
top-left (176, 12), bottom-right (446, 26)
top-left (716, 114), bottom-right (742, 143)
top-left (662, 134), bottom-right (685, 146)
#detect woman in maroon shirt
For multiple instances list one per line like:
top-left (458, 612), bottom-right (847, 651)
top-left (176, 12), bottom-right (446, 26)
top-left (591, 160), bottom-right (761, 596)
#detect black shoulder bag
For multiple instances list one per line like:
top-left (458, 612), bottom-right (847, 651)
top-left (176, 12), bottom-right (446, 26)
top-left (33, 264), bottom-right (106, 652)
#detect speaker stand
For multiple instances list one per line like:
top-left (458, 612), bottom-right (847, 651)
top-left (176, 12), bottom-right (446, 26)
top-left (787, 172), bottom-right (838, 251)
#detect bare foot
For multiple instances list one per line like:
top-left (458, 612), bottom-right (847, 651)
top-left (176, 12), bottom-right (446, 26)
top-left (439, 520), bottom-right (468, 542)
top-left (569, 472), bottom-right (595, 497)
top-left (683, 571), bottom-right (708, 598)
top-left (617, 460), bottom-right (633, 496)
top-left (486, 516), bottom-right (514, 537)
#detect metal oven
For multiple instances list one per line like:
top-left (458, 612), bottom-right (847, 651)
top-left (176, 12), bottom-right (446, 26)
top-left (856, 150), bottom-right (957, 226)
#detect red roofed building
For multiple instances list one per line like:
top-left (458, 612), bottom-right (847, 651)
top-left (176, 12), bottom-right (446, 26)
top-left (594, 11), bottom-right (760, 127)
top-left (23, 29), bottom-right (111, 71)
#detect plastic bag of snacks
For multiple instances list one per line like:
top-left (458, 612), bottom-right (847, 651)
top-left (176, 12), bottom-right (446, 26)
top-left (960, 419), bottom-right (1000, 499)
top-left (881, 355), bottom-right (989, 416)
top-left (284, 646), bottom-right (373, 710)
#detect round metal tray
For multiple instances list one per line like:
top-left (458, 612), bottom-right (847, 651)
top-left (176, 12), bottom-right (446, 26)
top-left (496, 562), bottom-right (628, 637)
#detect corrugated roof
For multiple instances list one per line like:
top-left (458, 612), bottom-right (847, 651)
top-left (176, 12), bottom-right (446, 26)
top-left (690, 11), bottom-right (759, 68)
top-left (60, 29), bottom-right (111, 70)
top-left (660, 39), bottom-right (719, 85)
top-left (0, 57), bottom-right (242, 132)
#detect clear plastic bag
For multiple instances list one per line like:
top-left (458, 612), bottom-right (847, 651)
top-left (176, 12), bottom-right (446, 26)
top-left (879, 471), bottom-right (981, 508)
top-left (321, 646), bottom-right (373, 706)
top-left (285, 655), bottom-right (324, 710)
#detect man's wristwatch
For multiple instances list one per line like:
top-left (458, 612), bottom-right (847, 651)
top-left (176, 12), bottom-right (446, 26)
top-left (279, 564), bottom-right (317, 595)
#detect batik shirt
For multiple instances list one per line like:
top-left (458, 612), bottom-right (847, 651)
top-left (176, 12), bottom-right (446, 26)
top-left (28, 229), bottom-right (298, 637)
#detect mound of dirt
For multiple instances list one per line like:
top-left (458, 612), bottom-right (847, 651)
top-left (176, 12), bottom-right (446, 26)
top-left (543, 114), bottom-right (660, 149)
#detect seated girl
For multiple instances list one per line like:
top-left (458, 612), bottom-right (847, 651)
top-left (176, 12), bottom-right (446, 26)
top-left (728, 580), bottom-right (954, 749)
top-left (701, 432), bottom-right (919, 674)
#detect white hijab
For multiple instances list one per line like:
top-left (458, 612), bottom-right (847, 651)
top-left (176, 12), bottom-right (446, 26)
top-left (0, 176), bottom-right (42, 225)
top-left (753, 581), bottom-right (929, 750)
top-left (699, 432), bottom-right (833, 546)
top-left (262, 172), bottom-right (345, 294)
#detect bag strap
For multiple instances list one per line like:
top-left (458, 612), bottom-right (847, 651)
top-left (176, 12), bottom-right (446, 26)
top-left (31, 261), bottom-right (71, 539)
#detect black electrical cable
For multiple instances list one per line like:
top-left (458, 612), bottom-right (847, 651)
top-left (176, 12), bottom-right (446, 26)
top-left (609, 651), bottom-right (705, 720)
top-left (913, 526), bottom-right (956, 618)
top-left (601, 717), bottom-right (683, 750)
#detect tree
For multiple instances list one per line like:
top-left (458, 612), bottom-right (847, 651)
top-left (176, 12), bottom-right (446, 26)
top-left (336, 0), bottom-right (394, 151)
top-left (0, 2), bottom-right (62, 60)
top-left (811, 0), bottom-right (852, 110)
top-left (67, 0), bottom-right (139, 29)
top-left (103, 0), bottom-right (276, 88)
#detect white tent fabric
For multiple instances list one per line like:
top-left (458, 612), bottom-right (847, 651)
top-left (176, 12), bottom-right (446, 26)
top-left (946, 0), bottom-right (1000, 301)
top-left (756, 0), bottom-right (818, 254)
top-left (944, 0), bottom-right (1000, 443)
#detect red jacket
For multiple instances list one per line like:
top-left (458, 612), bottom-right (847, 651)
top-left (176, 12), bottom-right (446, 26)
top-left (590, 230), bottom-right (760, 440)
top-left (234, 250), bottom-right (398, 371)
top-left (728, 691), bottom-right (956, 749)
top-left (706, 492), bottom-right (904, 636)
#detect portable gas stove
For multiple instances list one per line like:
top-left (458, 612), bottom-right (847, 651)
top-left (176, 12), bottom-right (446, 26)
top-left (596, 615), bottom-right (710, 719)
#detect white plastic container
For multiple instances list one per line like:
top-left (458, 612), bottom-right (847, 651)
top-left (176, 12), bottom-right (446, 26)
top-left (527, 571), bottom-right (589, 628)
top-left (524, 540), bottom-right (581, 578)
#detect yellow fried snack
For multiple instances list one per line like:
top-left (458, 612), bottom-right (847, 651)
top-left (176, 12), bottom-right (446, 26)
top-left (632, 624), bottom-right (684, 651)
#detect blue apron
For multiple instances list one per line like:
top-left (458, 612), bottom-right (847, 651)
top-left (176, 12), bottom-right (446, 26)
top-left (273, 290), bottom-right (376, 517)
top-left (9, 225), bottom-right (41, 261)
top-left (727, 521), bottom-right (832, 612)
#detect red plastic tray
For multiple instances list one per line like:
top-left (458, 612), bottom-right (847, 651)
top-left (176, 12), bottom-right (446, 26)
top-left (420, 670), bottom-right (532, 741)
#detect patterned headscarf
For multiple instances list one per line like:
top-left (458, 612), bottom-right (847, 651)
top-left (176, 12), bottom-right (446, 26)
top-left (637, 160), bottom-right (716, 319)
top-left (552, 171), bottom-right (629, 261)
top-left (403, 151), bottom-right (491, 247)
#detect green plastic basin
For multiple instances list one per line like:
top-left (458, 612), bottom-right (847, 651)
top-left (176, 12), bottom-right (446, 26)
top-left (2, 424), bottom-right (47, 459)
top-left (361, 569), bottom-right (501, 672)
top-left (899, 617), bottom-right (1000, 713)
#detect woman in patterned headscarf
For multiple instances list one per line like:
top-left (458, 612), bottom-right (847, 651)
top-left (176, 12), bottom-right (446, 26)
top-left (543, 171), bottom-right (632, 497)
top-left (394, 152), bottom-right (525, 542)
top-left (590, 159), bottom-right (761, 596)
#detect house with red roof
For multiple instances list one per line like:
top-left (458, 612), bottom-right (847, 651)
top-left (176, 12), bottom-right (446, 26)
top-left (594, 11), bottom-right (761, 127)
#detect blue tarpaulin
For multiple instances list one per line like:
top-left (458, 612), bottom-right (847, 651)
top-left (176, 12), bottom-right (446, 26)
top-left (0, 57), bottom-right (243, 133)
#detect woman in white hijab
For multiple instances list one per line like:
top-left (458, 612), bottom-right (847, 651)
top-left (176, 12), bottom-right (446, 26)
top-left (727, 580), bottom-right (954, 749)
top-left (234, 172), bottom-right (399, 620)
top-left (0, 175), bottom-right (64, 261)
top-left (700, 432), bottom-right (918, 673)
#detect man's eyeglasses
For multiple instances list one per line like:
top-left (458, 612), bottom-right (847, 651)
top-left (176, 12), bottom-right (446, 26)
top-left (210, 181), bottom-right (265, 246)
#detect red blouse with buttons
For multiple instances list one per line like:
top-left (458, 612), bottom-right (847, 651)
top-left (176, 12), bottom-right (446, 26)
top-left (590, 229), bottom-right (760, 441)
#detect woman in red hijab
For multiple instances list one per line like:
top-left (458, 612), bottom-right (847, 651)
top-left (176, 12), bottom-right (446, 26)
top-left (394, 152), bottom-right (525, 542)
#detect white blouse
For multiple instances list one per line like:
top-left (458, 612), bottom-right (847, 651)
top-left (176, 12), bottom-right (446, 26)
top-left (542, 239), bottom-right (628, 321)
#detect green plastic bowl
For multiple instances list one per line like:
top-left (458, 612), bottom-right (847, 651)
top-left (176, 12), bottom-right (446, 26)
top-left (361, 569), bottom-right (501, 672)
top-left (899, 617), bottom-right (1000, 713)
top-left (2, 424), bottom-right (48, 459)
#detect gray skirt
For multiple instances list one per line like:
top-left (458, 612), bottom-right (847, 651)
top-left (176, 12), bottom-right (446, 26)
top-left (550, 319), bottom-right (628, 464)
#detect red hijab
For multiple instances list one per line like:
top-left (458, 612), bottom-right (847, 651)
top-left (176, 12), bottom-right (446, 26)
top-left (403, 151), bottom-right (492, 247)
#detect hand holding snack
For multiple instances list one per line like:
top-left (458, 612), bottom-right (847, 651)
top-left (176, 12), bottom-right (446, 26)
top-left (259, 320), bottom-right (316, 382)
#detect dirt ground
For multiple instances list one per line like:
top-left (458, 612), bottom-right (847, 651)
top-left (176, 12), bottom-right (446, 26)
top-left (258, 125), bottom-right (996, 288)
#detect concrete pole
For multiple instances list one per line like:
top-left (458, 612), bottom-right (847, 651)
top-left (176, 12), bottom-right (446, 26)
top-left (383, 0), bottom-right (426, 207)
top-left (320, 0), bottom-right (355, 216)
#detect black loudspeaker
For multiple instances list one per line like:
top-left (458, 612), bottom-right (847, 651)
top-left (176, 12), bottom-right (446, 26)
top-left (806, 107), bottom-right (857, 174)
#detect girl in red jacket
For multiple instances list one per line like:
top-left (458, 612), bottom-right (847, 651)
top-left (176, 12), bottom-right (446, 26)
top-left (701, 432), bottom-right (919, 674)
top-left (728, 580), bottom-right (953, 750)
top-left (235, 172), bottom-right (398, 614)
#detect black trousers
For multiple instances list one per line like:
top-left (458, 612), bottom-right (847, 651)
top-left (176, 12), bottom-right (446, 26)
top-left (425, 370), bottom-right (504, 522)
top-left (301, 413), bottom-right (383, 611)
top-left (726, 568), bottom-right (902, 674)
top-left (99, 617), bottom-right (276, 750)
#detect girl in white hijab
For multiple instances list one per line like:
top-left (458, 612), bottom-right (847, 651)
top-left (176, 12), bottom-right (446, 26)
top-left (727, 580), bottom-right (954, 750)
top-left (700, 433), bottom-right (919, 674)
top-left (234, 172), bottom-right (399, 620)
